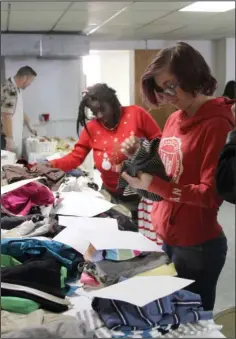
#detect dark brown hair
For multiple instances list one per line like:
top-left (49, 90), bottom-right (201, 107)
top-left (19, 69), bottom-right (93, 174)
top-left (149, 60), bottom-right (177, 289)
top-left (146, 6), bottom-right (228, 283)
top-left (141, 42), bottom-right (217, 106)
top-left (16, 66), bottom-right (37, 77)
top-left (77, 83), bottom-right (121, 135)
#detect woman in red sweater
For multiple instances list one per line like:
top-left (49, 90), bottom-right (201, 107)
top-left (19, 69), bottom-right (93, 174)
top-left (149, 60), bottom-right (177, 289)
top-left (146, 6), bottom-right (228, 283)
top-left (122, 42), bottom-right (234, 310)
top-left (48, 83), bottom-right (161, 221)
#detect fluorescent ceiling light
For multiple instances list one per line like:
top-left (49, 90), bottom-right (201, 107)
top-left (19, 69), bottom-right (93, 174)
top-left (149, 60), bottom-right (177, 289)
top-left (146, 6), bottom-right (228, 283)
top-left (180, 1), bottom-right (235, 12)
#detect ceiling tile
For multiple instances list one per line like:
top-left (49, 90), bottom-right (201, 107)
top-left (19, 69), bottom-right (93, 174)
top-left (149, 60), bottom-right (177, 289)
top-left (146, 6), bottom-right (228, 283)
top-left (4, 1), bottom-right (70, 11)
top-left (137, 22), bottom-right (186, 33)
top-left (106, 10), bottom-right (169, 26)
top-left (1, 11), bottom-right (8, 31)
top-left (157, 11), bottom-right (220, 25)
top-left (131, 2), bottom-right (193, 11)
top-left (71, 2), bottom-right (132, 11)
top-left (10, 10), bottom-right (63, 31)
top-left (55, 10), bottom-right (119, 30)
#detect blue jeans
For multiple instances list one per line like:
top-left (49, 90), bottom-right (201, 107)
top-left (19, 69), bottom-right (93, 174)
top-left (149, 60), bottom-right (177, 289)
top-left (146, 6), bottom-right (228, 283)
top-left (163, 233), bottom-right (227, 311)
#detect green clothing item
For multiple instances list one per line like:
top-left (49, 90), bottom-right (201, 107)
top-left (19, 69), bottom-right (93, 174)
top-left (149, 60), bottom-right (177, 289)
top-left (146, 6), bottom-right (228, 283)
top-left (1, 254), bottom-right (21, 267)
top-left (1, 255), bottom-right (68, 313)
top-left (1, 297), bottom-right (40, 314)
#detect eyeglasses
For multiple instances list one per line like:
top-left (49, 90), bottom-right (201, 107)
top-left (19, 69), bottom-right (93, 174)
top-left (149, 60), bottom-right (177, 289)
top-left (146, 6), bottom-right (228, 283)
top-left (154, 82), bottom-right (179, 97)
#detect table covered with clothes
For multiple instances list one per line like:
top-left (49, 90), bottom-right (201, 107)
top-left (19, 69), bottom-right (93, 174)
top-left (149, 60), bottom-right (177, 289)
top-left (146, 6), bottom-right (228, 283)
top-left (1, 163), bottom-right (225, 339)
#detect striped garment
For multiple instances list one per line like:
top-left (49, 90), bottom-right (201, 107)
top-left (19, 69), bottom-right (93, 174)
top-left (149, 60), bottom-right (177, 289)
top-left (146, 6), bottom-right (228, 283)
top-left (138, 198), bottom-right (162, 245)
top-left (92, 290), bottom-right (213, 332)
top-left (76, 309), bottom-right (221, 339)
top-left (118, 139), bottom-right (169, 201)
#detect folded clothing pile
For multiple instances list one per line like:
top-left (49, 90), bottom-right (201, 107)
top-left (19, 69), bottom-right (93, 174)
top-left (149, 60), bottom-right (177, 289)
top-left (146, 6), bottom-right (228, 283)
top-left (2, 164), bottom-right (65, 191)
top-left (75, 290), bottom-right (215, 338)
top-left (1, 181), bottom-right (54, 216)
top-left (1, 254), bottom-right (71, 313)
top-left (79, 252), bottom-right (170, 288)
top-left (1, 238), bottom-right (84, 279)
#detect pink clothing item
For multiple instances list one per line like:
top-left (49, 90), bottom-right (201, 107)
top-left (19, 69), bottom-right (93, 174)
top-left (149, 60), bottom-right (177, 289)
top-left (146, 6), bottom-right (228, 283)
top-left (1, 182), bottom-right (54, 216)
top-left (80, 272), bottom-right (100, 287)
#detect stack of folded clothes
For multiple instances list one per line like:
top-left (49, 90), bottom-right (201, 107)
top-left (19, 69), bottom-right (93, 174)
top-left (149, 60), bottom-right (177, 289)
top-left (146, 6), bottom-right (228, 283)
top-left (75, 289), bottom-right (219, 338)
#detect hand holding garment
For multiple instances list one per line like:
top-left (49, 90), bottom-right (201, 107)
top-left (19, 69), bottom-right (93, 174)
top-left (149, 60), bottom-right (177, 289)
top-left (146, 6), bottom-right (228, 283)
top-left (118, 139), bottom-right (169, 201)
top-left (1, 181), bottom-right (54, 216)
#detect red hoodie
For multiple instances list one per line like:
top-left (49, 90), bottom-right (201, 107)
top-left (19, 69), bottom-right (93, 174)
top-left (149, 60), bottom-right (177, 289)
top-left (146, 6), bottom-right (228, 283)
top-left (51, 105), bottom-right (161, 192)
top-left (148, 98), bottom-right (234, 246)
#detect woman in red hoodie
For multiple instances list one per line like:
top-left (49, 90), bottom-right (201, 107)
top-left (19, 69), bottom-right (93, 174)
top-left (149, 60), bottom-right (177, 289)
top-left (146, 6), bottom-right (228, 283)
top-left (122, 42), bottom-right (234, 310)
top-left (46, 83), bottom-right (161, 221)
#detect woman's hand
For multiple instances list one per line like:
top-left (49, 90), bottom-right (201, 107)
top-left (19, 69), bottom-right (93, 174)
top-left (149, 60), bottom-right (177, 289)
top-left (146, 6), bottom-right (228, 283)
top-left (121, 134), bottom-right (141, 158)
top-left (122, 171), bottom-right (153, 191)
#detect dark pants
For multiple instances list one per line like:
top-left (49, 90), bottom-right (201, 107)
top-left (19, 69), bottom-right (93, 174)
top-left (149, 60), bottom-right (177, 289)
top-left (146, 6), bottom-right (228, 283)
top-left (1, 133), bottom-right (6, 150)
top-left (163, 233), bottom-right (227, 311)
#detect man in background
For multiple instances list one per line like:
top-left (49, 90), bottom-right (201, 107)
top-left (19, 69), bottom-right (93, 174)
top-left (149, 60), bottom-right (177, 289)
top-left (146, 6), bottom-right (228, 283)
top-left (1, 66), bottom-right (37, 157)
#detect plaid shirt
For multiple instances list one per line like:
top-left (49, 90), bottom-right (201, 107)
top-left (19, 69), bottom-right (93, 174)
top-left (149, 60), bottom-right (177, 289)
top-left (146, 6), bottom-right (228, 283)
top-left (1, 78), bottom-right (18, 115)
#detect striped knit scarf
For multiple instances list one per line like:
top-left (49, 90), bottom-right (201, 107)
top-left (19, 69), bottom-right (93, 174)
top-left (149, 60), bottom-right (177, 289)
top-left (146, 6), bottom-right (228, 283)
top-left (118, 139), bottom-right (169, 201)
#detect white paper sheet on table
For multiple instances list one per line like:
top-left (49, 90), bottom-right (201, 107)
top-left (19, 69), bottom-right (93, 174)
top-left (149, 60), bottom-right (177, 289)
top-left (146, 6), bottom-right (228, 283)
top-left (1, 177), bottom-right (43, 195)
top-left (59, 216), bottom-right (118, 231)
top-left (54, 218), bottom-right (163, 253)
top-left (53, 191), bottom-right (114, 217)
top-left (90, 276), bottom-right (194, 307)
top-left (88, 230), bottom-right (163, 252)
top-left (54, 217), bottom-right (118, 255)
top-left (54, 230), bottom-right (90, 255)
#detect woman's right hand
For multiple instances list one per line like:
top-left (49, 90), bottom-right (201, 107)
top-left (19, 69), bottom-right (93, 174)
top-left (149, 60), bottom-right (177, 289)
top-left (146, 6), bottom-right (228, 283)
top-left (121, 135), bottom-right (141, 158)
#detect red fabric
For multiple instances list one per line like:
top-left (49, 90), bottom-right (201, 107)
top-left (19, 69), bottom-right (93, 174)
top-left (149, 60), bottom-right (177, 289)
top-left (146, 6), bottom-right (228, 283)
top-left (51, 105), bottom-right (161, 192)
top-left (1, 182), bottom-right (54, 216)
top-left (149, 97), bottom-right (235, 246)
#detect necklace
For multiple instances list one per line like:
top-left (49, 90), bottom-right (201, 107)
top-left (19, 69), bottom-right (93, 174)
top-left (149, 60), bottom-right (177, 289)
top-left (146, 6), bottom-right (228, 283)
top-left (101, 122), bottom-right (119, 131)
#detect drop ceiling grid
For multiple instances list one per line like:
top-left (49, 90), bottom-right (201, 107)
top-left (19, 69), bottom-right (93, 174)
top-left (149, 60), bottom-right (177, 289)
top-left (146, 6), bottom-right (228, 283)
top-left (0, 1), bottom-right (235, 40)
top-left (9, 10), bottom-right (66, 31)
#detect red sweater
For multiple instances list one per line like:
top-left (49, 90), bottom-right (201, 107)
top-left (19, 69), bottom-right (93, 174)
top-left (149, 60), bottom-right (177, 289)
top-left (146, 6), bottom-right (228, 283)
top-left (148, 97), bottom-right (234, 246)
top-left (51, 105), bottom-right (161, 192)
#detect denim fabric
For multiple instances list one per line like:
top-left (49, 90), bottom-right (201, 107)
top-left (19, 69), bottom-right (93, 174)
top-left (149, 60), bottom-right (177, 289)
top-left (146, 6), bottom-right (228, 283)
top-left (163, 233), bottom-right (227, 311)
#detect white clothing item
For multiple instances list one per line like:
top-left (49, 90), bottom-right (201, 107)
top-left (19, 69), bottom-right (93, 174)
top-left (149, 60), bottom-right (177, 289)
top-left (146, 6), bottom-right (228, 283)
top-left (11, 77), bottom-right (24, 158)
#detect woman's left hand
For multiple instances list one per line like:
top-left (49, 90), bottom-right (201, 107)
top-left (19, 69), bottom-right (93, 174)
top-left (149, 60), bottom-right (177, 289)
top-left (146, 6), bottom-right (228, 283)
top-left (121, 171), bottom-right (153, 190)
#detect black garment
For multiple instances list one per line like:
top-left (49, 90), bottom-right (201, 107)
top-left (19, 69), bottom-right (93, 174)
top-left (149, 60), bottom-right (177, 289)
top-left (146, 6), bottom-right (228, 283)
top-left (1, 215), bottom-right (44, 230)
top-left (163, 233), bottom-right (227, 311)
top-left (216, 130), bottom-right (236, 204)
top-left (107, 190), bottom-right (140, 226)
top-left (98, 208), bottom-right (138, 232)
top-left (118, 139), bottom-right (169, 201)
top-left (1, 257), bottom-right (70, 313)
top-left (1, 132), bottom-right (6, 150)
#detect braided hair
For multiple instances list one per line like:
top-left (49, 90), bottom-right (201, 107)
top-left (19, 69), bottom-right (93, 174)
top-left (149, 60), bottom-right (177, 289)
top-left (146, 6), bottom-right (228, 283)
top-left (76, 83), bottom-right (121, 135)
